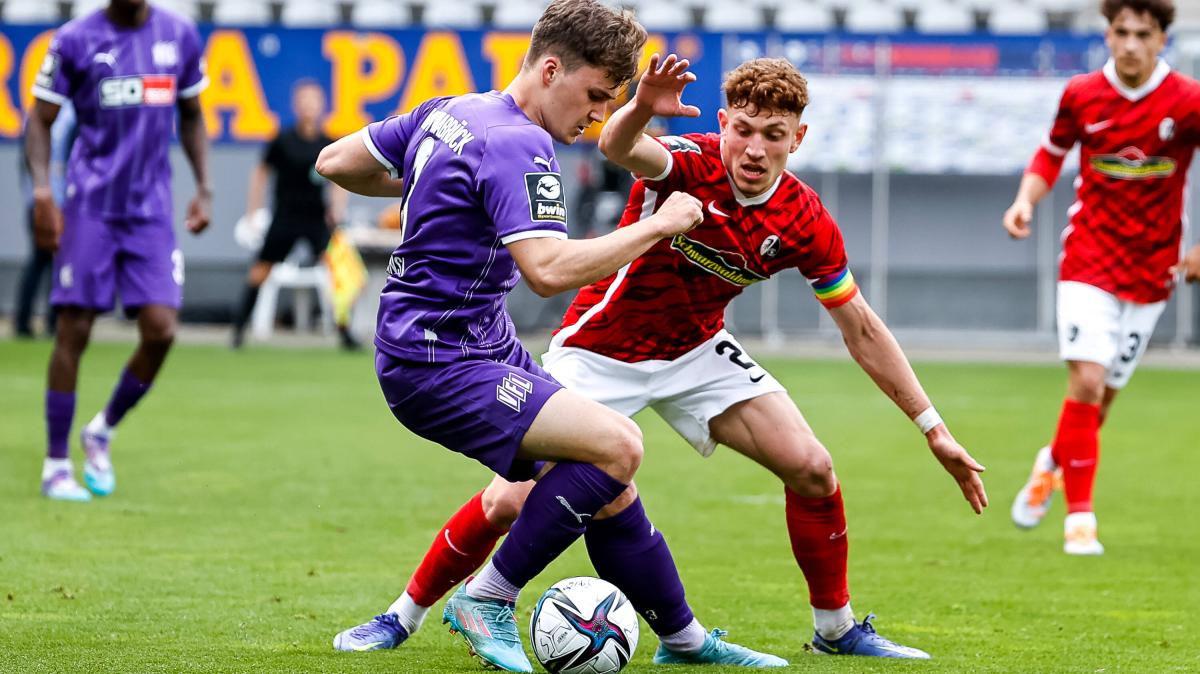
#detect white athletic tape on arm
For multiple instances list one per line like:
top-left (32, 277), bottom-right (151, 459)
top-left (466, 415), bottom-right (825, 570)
top-left (914, 407), bottom-right (943, 434)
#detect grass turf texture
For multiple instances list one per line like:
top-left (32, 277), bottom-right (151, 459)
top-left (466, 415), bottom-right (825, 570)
top-left (1, 339), bottom-right (1197, 673)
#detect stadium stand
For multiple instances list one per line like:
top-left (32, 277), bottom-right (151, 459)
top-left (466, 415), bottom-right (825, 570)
top-left (844, 0), bottom-right (906, 33)
top-left (351, 0), bottom-right (412, 27)
top-left (2, 0), bottom-right (62, 23)
top-left (913, 0), bottom-right (976, 33)
top-left (630, 0), bottom-right (693, 31)
top-left (772, 1), bottom-right (837, 32)
top-left (703, 2), bottom-right (768, 31)
top-left (989, 2), bottom-right (1050, 33)
top-left (492, 0), bottom-right (548, 28)
top-left (419, 0), bottom-right (487, 28)
top-left (279, 0), bottom-right (340, 26)
top-left (212, 0), bottom-right (274, 26)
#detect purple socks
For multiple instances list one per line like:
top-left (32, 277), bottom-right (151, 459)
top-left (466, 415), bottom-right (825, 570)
top-left (585, 496), bottom-right (696, 636)
top-left (46, 390), bottom-right (75, 460)
top-left (492, 462), bottom-right (626, 589)
top-left (104, 368), bottom-right (150, 427)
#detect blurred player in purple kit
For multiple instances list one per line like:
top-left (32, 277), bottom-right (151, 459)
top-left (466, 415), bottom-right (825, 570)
top-left (26, 0), bottom-right (210, 501)
top-left (317, 1), bottom-right (788, 670)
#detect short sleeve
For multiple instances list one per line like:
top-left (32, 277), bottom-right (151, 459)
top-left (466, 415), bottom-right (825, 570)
top-left (32, 32), bottom-right (77, 106)
top-left (477, 126), bottom-right (569, 245)
top-left (1043, 79), bottom-right (1080, 157)
top-left (642, 133), bottom-right (714, 192)
top-left (262, 135), bottom-right (282, 168)
top-left (364, 111), bottom-right (423, 179)
top-left (177, 21), bottom-right (208, 99)
top-left (794, 193), bottom-right (858, 309)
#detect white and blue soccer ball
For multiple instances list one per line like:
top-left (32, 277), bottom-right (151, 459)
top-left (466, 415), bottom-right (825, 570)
top-left (529, 576), bottom-right (639, 674)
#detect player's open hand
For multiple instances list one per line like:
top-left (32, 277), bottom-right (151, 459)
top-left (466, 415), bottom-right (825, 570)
top-left (186, 188), bottom-right (212, 235)
top-left (654, 192), bottom-right (703, 237)
top-left (1002, 200), bottom-right (1033, 239)
top-left (635, 54), bottom-right (701, 119)
top-left (927, 427), bottom-right (988, 514)
top-left (32, 188), bottom-right (63, 252)
top-left (1170, 243), bottom-right (1200, 283)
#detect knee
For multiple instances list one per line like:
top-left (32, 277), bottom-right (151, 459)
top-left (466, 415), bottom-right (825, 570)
top-left (601, 417), bottom-right (643, 483)
top-left (481, 483), bottom-right (529, 529)
top-left (1068, 367), bottom-right (1107, 404)
top-left (140, 318), bottom-right (177, 349)
top-left (780, 443), bottom-right (837, 496)
top-left (54, 314), bottom-right (93, 354)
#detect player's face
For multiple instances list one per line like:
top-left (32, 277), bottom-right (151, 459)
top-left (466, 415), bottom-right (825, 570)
top-left (540, 59), bottom-right (620, 145)
top-left (1105, 8), bottom-right (1166, 87)
top-left (292, 85), bottom-right (326, 125)
top-left (718, 106), bottom-right (806, 197)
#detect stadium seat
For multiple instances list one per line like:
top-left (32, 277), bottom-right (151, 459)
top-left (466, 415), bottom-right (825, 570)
top-left (1026, 0), bottom-right (1086, 12)
top-left (988, 4), bottom-right (1048, 34)
top-left (280, 0), bottom-right (341, 26)
top-left (773, 1), bottom-right (836, 32)
top-left (420, 1), bottom-right (485, 27)
top-left (492, 0), bottom-right (548, 28)
top-left (153, 0), bottom-right (201, 20)
top-left (631, 1), bottom-right (693, 31)
top-left (914, 1), bottom-right (975, 34)
top-left (212, 0), bottom-right (273, 25)
top-left (704, 3), bottom-right (767, 31)
top-left (844, 0), bottom-right (905, 33)
top-left (351, 0), bottom-right (412, 27)
top-left (251, 262), bottom-right (336, 342)
top-left (3, 0), bottom-right (61, 23)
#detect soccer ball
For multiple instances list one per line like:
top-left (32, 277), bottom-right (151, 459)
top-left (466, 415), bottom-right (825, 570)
top-left (529, 576), bottom-right (639, 674)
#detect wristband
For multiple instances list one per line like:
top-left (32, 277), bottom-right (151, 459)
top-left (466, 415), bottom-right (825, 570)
top-left (914, 407), bottom-right (943, 434)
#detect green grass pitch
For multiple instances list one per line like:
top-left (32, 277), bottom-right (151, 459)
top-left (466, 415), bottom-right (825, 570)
top-left (1, 339), bottom-right (1197, 673)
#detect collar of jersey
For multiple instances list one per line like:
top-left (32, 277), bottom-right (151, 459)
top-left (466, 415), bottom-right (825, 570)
top-left (1103, 58), bottom-right (1170, 102)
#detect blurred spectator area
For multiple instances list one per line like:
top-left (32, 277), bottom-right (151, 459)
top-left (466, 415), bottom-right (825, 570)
top-left (6, 0), bottom-right (1200, 33)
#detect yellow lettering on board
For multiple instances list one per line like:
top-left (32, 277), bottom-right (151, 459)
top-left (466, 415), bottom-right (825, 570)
top-left (323, 31), bottom-right (403, 137)
top-left (0, 34), bottom-right (23, 137)
top-left (397, 32), bottom-right (475, 114)
top-left (19, 30), bottom-right (54, 113)
top-left (200, 30), bottom-right (278, 140)
top-left (482, 33), bottom-right (529, 90)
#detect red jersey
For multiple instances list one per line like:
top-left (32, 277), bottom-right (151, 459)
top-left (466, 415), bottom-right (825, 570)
top-left (1036, 60), bottom-right (1200, 303)
top-left (553, 133), bottom-right (858, 362)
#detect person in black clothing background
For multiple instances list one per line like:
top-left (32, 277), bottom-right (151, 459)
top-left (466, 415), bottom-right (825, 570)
top-left (231, 79), bottom-right (355, 349)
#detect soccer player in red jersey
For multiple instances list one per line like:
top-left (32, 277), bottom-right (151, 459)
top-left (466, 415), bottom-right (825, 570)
top-left (335, 56), bottom-right (987, 661)
top-left (1006, 0), bottom-right (1200, 555)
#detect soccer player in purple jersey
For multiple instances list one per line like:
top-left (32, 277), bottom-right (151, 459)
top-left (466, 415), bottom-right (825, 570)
top-left (25, 0), bottom-right (210, 501)
top-left (316, 1), bottom-right (787, 670)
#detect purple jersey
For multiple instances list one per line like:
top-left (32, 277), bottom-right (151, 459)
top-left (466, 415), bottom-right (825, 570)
top-left (32, 7), bottom-right (207, 221)
top-left (364, 92), bottom-right (569, 363)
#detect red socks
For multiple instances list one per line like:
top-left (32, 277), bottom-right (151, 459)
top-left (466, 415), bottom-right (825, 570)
top-left (1049, 399), bottom-right (1101, 514)
top-left (785, 486), bottom-right (850, 609)
top-left (405, 491), bottom-right (509, 607)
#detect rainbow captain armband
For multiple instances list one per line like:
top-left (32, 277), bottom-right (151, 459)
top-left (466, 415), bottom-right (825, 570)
top-left (809, 267), bottom-right (859, 309)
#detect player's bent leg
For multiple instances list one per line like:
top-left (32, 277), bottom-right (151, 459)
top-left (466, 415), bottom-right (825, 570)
top-left (43, 307), bottom-right (96, 502)
top-left (449, 390), bottom-right (642, 672)
top-left (1011, 445), bottom-right (1058, 529)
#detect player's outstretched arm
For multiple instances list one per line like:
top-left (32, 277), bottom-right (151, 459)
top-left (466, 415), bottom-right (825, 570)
top-left (598, 53), bottom-right (699, 178)
top-left (24, 99), bottom-right (63, 251)
top-left (1002, 173), bottom-right (1050, 240)
top-left (316, 132), bottom-right (406, 197)
top-left (827, 293), bottom-right (988, 514)
top-left (508, 191), bottom-right (702, 297)
top-left (178, 96), bottom-right (211, 234)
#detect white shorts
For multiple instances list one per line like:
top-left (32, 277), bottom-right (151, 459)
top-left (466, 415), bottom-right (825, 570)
top-left (1056, 281), bottom-right (1166, 389)
top-left (541, 330), bottom-right (786, 457)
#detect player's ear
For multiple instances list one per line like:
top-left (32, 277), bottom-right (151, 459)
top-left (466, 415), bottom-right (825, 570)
top-left (541, 56), bottom-right (562, 87)
top-left (717, 108), bottom-right (729, 133)
top-left (791, 122), bottom-right (807, 152)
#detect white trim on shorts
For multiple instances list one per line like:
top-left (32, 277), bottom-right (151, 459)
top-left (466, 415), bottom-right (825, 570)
top-left (542, 329), bottom-right (786, 456)
top-left (1056, 280), bottom-right (1166, 389)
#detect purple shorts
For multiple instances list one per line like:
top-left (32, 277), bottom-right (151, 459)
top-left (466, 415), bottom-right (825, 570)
top-left (51, 209), bottom-right (182, 313)
top-left (375, 343), bottom-right (563, 482)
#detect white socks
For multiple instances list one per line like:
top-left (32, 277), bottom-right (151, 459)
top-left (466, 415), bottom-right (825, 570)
top-left (1034, 445), bottom-right (1057, 473)
top-left (42, 458), bottom-right (73, 480)
top-left (86, 411), bottom-right (114, 438)
top-left (814, 603), bottom-right (855, 641)
top-left (386, 592), bottom-right (430, 635)
top-left (464, 562), bottom-right (520, 603)
top-left (658, 617), bottom-right (707, 654)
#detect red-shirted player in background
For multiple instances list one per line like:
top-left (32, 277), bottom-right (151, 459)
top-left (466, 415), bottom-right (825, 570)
top-left (1006, 0), bottom-right (1200, 555)
top-left (333, 57), bottom-right (987, 661)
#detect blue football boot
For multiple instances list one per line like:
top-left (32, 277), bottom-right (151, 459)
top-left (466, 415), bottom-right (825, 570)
top-left (811, 613), bottom-right (930, 658)
top-left (653, 628), bottom-right (789, 667)
top-left (333, 613), bottom-right (410, 652)
top-left (442, 586), bottom-right (532, 672)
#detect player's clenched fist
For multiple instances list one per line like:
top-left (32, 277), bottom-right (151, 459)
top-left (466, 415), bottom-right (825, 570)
top-left (32, 187), bottom-right (63, 252)
top-left (654, 192), bottom-right (703, 236)
top-left (1002, 199), bottom-right (1033, 239)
